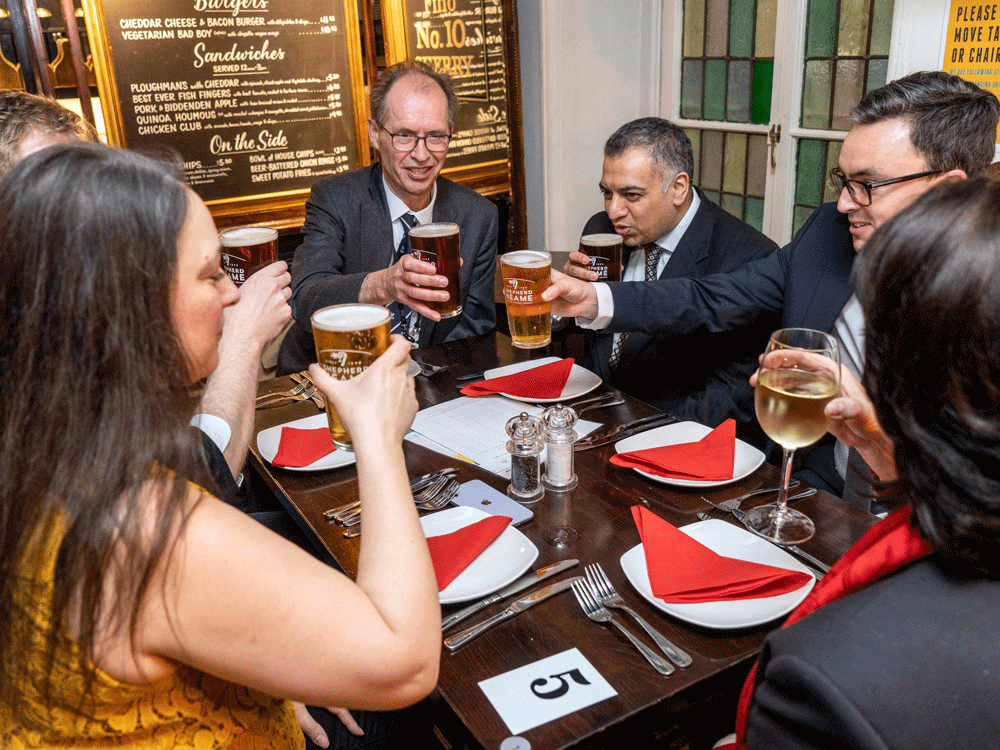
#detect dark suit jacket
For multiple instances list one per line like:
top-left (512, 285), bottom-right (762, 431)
top-left (581, 191), bottom-right (779, 448)
top-left (278, 163), bottom-right (498, 374)
top-left (746, 555), bottom-right (1000, 749)
top-left (600, 202), bottom-right (855, 493)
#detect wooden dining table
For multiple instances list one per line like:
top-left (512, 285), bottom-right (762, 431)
top-left (248, 332), bottom-right (877, 750)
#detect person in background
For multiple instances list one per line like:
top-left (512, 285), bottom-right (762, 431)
top-left (716, 175), bottom-right (1000, 750)
top-left (278, 60), bottom-right (497, 374)
top-left (546, 71), bottom-right (999, 512)
top-left (0, 142), bottom-right (440, 748)
top-left (562, 118), bottom-right (778, 447)
top-left (0, 89), bottom-right (97, 177)
top-left (0, 88), bottom-right (292, 513)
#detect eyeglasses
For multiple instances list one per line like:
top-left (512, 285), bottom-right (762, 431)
top-left (829, 167), bottom-right (942, 207)
top-left (377, 123), bottom-right (451, 153)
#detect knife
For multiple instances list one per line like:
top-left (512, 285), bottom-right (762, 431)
top-left (444, 576), bottom-right (583, 650)
top-left (575, 413), bottom-right (680, 451)
top-left (441, 559), bottom-right (579, 631)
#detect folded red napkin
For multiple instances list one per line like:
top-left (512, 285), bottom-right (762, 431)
top-left (271, 426), bottom-right (336, 468)
top-left (460, 358), bottom-right (574, 399)
top-left (610, 419), bottom-right (736, 481)
top-left (632, 506), bottom-right (811, 603)
top-left (426, 515), bottom-right (512, 590)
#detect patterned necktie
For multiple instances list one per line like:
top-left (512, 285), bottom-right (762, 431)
top-left (388, 212), bottom-right (420, 344)
top-left (609, 243), bottom-right (662, 369)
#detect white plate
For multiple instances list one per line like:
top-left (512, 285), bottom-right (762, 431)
top-left (620, 519), bottom-right (815, 630)
top-left (256, 413), bottom-right (357, 472)
top-left (484, 357), bottom-right (602, 403)
top-left (421, 506), bottom-right (539, 604)
top-left (614, 420), bottom-right (765, 488)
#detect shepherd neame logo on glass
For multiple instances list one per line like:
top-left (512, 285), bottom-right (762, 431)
top-left (318, 349), bottom-right (375, 378)
top-left (504, 278), bottom-right (544, 305)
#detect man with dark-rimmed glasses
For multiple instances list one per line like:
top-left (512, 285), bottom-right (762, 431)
top-left (278, 60), bottom-right (498, 373)
top-left (546, 71), bottom-right (998, 510)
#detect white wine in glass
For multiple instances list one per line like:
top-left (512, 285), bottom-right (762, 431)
top-left (745, 328), bottom-right (840, 545)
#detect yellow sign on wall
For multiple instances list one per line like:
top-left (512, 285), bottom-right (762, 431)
top-left (942, 1), bottom-right (1000, 143)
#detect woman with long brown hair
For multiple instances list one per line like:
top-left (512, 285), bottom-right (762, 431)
top-left (0, 142), bottom-right (440, 748)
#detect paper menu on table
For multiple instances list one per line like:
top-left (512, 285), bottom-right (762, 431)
top-left (406, 396), bottom-right (599, 478)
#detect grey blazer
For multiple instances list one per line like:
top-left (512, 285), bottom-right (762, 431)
top-left (278, 163), bottom-right (497, 374)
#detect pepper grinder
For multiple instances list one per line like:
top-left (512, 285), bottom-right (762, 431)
top-left (541, 403), bottom-right (579, 491)
top-left (505, 412), bottom-right (544, 503)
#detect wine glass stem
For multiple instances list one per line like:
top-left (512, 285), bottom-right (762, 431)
top-left (776, 447), bottom-right (796, 520)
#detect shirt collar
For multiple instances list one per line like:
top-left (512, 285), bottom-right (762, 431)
top-left (650, 188), bottom-right (701, 252)
top-left (382, 175), bottom-right (437, 225)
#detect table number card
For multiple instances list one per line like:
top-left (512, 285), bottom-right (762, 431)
top-left (478, 648), bottom-right (617, 735)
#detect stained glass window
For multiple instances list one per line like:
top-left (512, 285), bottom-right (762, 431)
top-left (792, 138), bottom-right (843, 235)
top-left (686, 128), bottom-right (768, 232)
top-left (681, 0), bottom-right (776, 124)
top-left (681, 0), bottom-right (776, 229)
top-left (801, 0), bottom-right (895, 130)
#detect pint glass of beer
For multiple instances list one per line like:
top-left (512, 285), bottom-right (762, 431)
top-left (220, 226), bottom-right (278, 286)
top-left (311, 304), bottom-right (391, 450)
top-left (409, 222), bottom-right (462, 318)
top-left (579, 233), bottom-right (624, 281)
top-left (501, 250), bottom-right (552, 349)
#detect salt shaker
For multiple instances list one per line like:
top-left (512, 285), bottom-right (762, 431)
top-left (541, 403), bottom-right (579, 491)
top-left (506, 412), bottom-right (544, 503)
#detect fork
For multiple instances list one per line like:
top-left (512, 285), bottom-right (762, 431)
top-left (255, 381), bottom-right (309, 405)
top-left (256, 385), bottom-right (318, 409)
top-left (414, 361), bottom-right (453, 377)
top-left (340, 475), bottom-right (455, 526)
top-left (585, 563), bottom-right (692, 667)
top-left (415, 478), bottom-right (460, 510)
top-left (290, 372), bottom-right (326, 408)
top-left (706, 478), bottom-right (803, 513)
top-left (571, 580), bottom-right (674, 675)
top-left (342, 479), bottom-right (460, 539)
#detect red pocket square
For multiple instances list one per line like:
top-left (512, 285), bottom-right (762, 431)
top-left (610, 419), bottom-right (736, 481)
top-left (426, 515), bottom-right (512, 591)
top-left (271, 426), bottom-right (336, 468)
top-left (460, 358), bottom-right (574, 399)
top-left (632, 506), bottom-right (811, 603)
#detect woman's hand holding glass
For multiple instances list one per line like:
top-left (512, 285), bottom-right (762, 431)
top-left (747, 328), bottom-right (841, 545)
top-left (309, 335), bottom-right (417, 449)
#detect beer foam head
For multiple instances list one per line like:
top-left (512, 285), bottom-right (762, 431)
top-left (311, 304), bottom-right (390, 331)
top-left (580, 233), bottom-right (622, 247)
top-left (502, 250), bottom-right (550, 268)
top-left (408, 222), bottom-right (459, 238)
top-left (220, 225), bottom-right (278, 247)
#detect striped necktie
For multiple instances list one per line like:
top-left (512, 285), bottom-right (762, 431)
top-left (389, 212), bottom-right (420, 345)
top-left (609, 243), bottom-right (662, 369)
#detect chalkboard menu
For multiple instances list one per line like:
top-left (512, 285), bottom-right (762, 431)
top-left (383, 0), bottom-right (511, 178)
top-left (82, 0), bottom-right (366, 221)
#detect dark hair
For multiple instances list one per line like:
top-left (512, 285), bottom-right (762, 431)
top-left (0, 90), bottom-right (98, 178)
top-left (604, 117), bottom-right (695, 191)
top-left (0, 142), bottom-right (209, 713)
top-left (854, 175), bottom-right (1000, 575)
top-left (850, 71), bottom-right (1000, 177)
top-left (369, 60), bottom-right (459, 129)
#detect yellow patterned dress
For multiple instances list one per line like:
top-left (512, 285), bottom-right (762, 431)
top-left (1, 516), bottom-right (305, 749)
